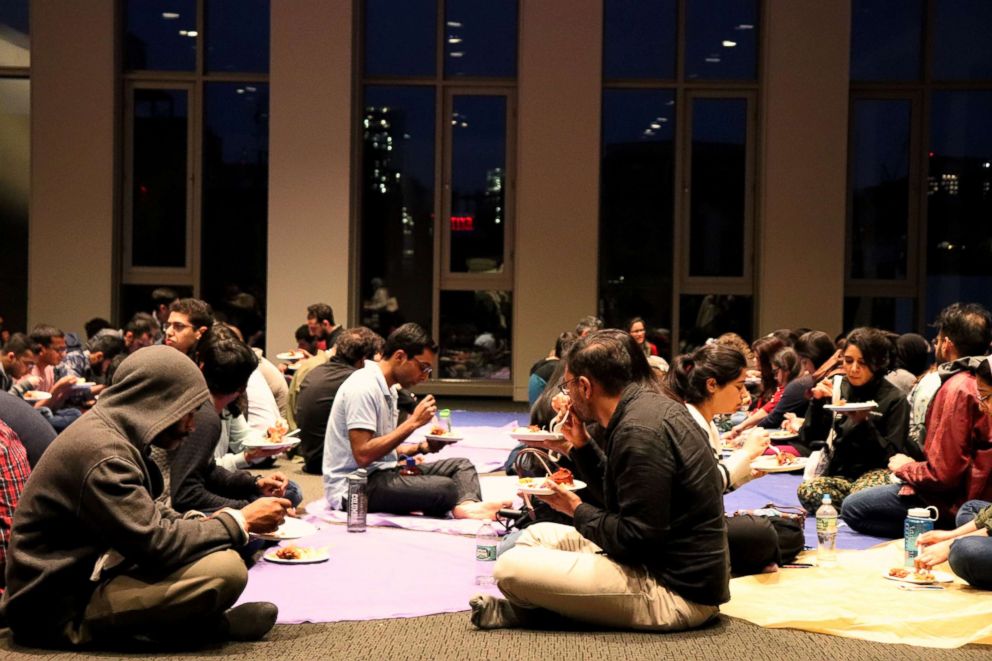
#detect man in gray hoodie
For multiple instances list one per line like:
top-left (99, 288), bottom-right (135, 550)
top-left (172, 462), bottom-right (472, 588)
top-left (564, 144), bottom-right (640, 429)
top-left (1, 346), bottom-right (291, 648)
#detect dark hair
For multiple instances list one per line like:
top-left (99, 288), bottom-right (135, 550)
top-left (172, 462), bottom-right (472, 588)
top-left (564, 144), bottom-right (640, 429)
top-left (752, 336), bottom-right (785, 401)
top-left (771, 347), bottom-right (802, 383)
top-left (666, 344), bottom-right (747, 405)
top-left (29, 324), bottom-right (64, 349)
top-left (565, 329), bottom-right (641, 397)
top-left (124, 312), bottom-right (158, 338)
top-left (936, 303), bottom-right (992, 358)
top-left (383, 323), bottom-right (437, 360)
top-left (770, 328), bottom-right (800, 347)
top-left (307, 303), bottom-right (335, 326)
top-left (84, 317), bottom-right (113, 340)
top-left (194, 323), bottom-right (258, 396)
top-left (554, 331), bottom-right (578, 359)
top-left (295, 324), bottom-right (313, 342)
top-left (626, 316), bottom-right (647, 332)
top-left (574, 315), bottom-right (604, 336)
top-left (976, 358), bottom-right (992, 387)
top-left (87, 333), bottom-right (126, 361)
top-left (151, 287), bottom-right (178, 307)
top-left (104, 353), bottom-right (128, 385)
top-left (895, 333), bottom-right (931, 377)
top-left (169, 298), bottom-right (214, 329)
top-left (795, 330), bottom-right (836, 369)
top-left (844, 327), bottom-right (893, 378)
top-left (334, 327), bottom-right (384, 365)
top-left (2, 332), bottom-right (34, 357)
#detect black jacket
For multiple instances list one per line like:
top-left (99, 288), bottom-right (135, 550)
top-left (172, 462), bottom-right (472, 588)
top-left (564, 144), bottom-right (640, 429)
top-left (572, 384), bottom-right (730, 607)
top-left (295, 357), bottom-right (359, 474)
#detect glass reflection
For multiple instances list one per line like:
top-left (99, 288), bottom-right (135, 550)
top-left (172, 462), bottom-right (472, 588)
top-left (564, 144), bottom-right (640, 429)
top-left (125, 0), bottom-right (197, 71)
top-left (132, 89), bottom-right (188, 268)
top-left (604, 0), bottom-right (676, 80)
top-left (850, 0), bottom-right (922, 81)
top-left (844, 297), bottom-right (915, 334)
top-left (439, 290), bottom-right (512, 380)
top-left (449, 95), bottom-right (506, 273)
top-left (679, 294), bottom-right (752, 353)
top-left (0, 0), bottom-right (29, 67)
top-left (850, 100), bottom-right (911, 279)
top-left (206, 0), bottom-right (270, 73)
top-left (688, 98), bottom-right (747, 277)
top-left (359, 86), bottom-right (435, 337)
top-left (444, 0), bottom-right (517, 78)
top-left (365, 0), bottom-right (436, 77)
top-left (201, 83), bottom-right (269, 311)
top-left (934, 0), bottom-right (992, 80)
top-left (684, 0), bottom-right (757, 81)
top-left (0, 78), bottom-right (29, 331)
top-left (599, 89), bottom-right (675, 338)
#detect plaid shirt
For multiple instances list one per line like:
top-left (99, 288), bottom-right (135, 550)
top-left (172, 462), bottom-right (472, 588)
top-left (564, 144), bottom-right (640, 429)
top-left (0, 419), bottom-right (31, 570)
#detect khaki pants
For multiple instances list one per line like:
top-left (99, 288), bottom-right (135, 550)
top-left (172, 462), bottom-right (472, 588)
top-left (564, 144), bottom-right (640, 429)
top-left (495, 523), bottom-right (718, 631)
top-left (68, 549), bottom-right (247, 645)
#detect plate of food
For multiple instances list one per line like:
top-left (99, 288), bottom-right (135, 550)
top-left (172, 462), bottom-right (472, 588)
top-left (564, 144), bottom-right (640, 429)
top-left (750, 454), bottom-right (808, 473)
top-left (71, 380), bottom-right (96, 391)
top-left (510, 425), bottom-right (565, 442)
top-left (253, 517), bottom-right (318, 541)
top-left (768, 430), bottom-right (798, 441)
top-left (824, 401), bottom-right (878, 412)
top-left (21, 390), bottom-right (51, 402)
top-left (242, 422), bottom-right (301, 450)
top-left (517, 468), bottom-right (586, 495)
top-left (263, 545), bottom-right (329, 565)
top-left (275, 351), bottom-right (306, 362)
top-left (424, 426), bottom-right (462, 443)
top-left (884, 566), bottom-right (954, 585)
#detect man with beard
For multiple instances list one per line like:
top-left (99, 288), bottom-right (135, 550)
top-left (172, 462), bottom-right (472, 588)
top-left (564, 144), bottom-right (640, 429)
top-left (1, 346), bottom-right (291, 648)
top-left (307, 303), bottom-right (343, 353)
top-left (470, 330), bottom-right (729, 630)
top-left (164, 298), bottom-right (214, 356)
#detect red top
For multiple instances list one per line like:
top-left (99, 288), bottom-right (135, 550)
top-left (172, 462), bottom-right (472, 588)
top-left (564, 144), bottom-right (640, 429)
top-left (0, 419), bottom-right (31, 571)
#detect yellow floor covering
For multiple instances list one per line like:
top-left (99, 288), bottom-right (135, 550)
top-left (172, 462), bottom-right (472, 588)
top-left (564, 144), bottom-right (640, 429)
top-left (722, 540), bottom-right (992, 649)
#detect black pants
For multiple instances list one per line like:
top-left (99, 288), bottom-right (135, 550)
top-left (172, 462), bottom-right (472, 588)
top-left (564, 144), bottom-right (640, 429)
top-left (727, 515), bottom-right (780, 577)
top-left (367, 457), bottom-right (483, 517)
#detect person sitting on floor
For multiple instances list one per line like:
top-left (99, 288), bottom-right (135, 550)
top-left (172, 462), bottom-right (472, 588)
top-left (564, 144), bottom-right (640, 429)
top-left (122, 313), bottom-right (158, 354)
top-left (0, 346), bottom-right (291, 648)
top-left (667, 343), bottom-right (783, 576)
top-left (164, 298), bottom-right (214, 356)
top-left (23, 324), bottom-right (81, 432)
top-left (470, 330), bottom-right (729, 631)
top-left (1, 332), bottom-right (37, 397)
top-left (915, 355), bottom-right (992, 589)
top-left (795, 327), bottom-right (914, 514)
top-left (0, 419), bottom-right (30, 590)
top-left (322, 323), bottom-right (509, 520)
top-left (842, 303), bottom-right (992, 537)
top-left (296, 326), bottom-right (383, 475)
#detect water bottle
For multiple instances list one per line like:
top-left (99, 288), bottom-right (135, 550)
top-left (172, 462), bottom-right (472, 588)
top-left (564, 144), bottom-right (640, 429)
top-left (904, 506), bottom-right (938, 567)
top-left (816, 494), bottom-right (838, 567)
top-left (346, 468), bottom-right (368, 533)
top-left (475, 521), bottom-right (499, 586)
top-left (439, 408), bottom-right (452, 432)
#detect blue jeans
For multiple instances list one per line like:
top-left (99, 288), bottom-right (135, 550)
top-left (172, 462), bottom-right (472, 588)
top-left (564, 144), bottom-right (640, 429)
top-left (955, 499), bottom-right (991, 527)
top-left (947, 499), bottom-right (992, 589)
top-left (284, 480), bottom-right (303, 508)
top-left (840, 484), bottom-right (925, 538)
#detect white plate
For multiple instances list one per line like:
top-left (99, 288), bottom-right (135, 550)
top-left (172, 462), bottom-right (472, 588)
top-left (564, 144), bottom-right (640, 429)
top-left (510, 430), bottom-right (565, 442)
top-left (768, 430), bottom-right (798, 441)
top-left (750, 456), bottom-right (808, 473)
top-left (425, 433), bottom-right (462, 443)
top-left (275, 351), bottom-right (306, 362)
top-left (241, 437), bottom-right (301, 450)
top-left (517, 478), bottom-right (587, 496)
top-left (824, 402), bottom-right (877, 412)
top-left (71, 381), bottom-right (96, 390)
top-left (263, 546), bottom-right (329, 564)
top-left (21, 391), bottom-right (51, 402)
top-left (254, 517), bottom-right (317, 541)
top-left (883, 569), bottom-right (954, 585)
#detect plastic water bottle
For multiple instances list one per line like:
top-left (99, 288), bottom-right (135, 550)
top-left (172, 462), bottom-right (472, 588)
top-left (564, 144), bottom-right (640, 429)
top-left (346, 468), bottom-right (368, 533)
top-left (816, 494), bottom-right (838, 567)
top-left (904, 506), bottom-right (938, 567)
top-left (475, 521), bottom-right (499, 586)
top-left (439, 408), bottom-right (452, 432)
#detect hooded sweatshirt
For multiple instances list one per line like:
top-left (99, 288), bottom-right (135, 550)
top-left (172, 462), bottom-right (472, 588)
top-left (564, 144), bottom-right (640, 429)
top-left (1, 346), bottom-right (246, 643)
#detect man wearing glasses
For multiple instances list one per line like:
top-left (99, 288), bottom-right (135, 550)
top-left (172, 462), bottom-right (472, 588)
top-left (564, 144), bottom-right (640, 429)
top-left (164, 298), bottom-right (215, 356)
top-left (322, 323), bottom-right (508, 520)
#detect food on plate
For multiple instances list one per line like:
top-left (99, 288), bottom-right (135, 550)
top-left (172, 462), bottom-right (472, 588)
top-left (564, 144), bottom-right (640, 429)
top-left (888, 566), bottom-right (935, 582)
top-left (517, 477), bottom-right (546, 489)
top-left (775, 452), bottom-right (798, 466)
top-left (274, 545), bottom-right (322, 561)
top-left (429, 425), bottom-right (450, 436)
top-left (266, 421), bottom-right (289, 444)
top-left (549, 467), bottom-right (574, 486)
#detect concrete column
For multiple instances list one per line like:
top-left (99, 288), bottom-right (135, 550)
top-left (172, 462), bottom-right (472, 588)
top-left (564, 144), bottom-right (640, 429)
top-left (267, 1), bottom-right (353, 352)
top-left (28, 0), bottom-right (116, 332)
top-left (756, 1), bottom-right (851, 336)
top-left (514, 0), bottom-right (603, 400)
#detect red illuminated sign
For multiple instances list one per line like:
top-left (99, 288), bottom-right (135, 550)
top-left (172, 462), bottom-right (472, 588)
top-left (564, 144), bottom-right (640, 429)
top-left (450, 215), bottom-right (474, 232)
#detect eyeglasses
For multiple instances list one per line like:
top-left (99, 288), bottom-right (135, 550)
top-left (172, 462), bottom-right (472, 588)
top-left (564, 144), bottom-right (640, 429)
top-left (978, 391), bottom-right (992, 406)
top-left (163, 321), bottom-right (193, 332)
top-left (558, 377), bottom-right (579, 396)
top-left (414, 359), bottom-right (433, 376)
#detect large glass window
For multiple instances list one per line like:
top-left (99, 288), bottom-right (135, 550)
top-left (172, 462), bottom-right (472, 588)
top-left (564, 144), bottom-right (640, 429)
top-left (444, 0), bottom-right (517, 78)
top-left (603, 0), bottom-right (676, 80)
top-left (844, 297), bottom-right (916, 334)
top-left (850, 0), bottom-right (923, 82)
top-left (684, 0), bottom-right (758, 81)
top-left (205, 0), bottom-right (270, 73)
top-left (0, 78), bottom-right (29, 332)
top-left (438, 290), bottom-right (512, 380)
top-left (933, 0), bottom-right (992, 81)
top-left (124, 0), bottom-right (197, 71)
top-left (0, 0), bottom-right (29, 68)
top-left (364, 0), bottom-right (436, 78)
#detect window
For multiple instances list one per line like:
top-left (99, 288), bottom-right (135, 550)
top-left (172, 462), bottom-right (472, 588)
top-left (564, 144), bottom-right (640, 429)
top-left (359, 1), bottom-right (517, 388)
top-left (600, 0), bottom-right (759, 354)
top-left (122, 0), bottom-right (270, 330)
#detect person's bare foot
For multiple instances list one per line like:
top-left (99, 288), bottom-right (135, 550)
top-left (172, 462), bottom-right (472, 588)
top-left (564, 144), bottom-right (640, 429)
top-left (452, 499), bottom-right (512, 520)
top-left (469, 594), bottom-right (520, 629)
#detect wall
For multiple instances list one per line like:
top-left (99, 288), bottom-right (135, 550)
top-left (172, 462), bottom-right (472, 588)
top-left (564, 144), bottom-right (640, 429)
top-left (513, 0), bottom-right (603, 400)
top-left (267, 1), bottom-right (354, 353)
top-left (756, 0), bottom-right (851, 337)
top-left (28, 2), bottom-right (116, 333)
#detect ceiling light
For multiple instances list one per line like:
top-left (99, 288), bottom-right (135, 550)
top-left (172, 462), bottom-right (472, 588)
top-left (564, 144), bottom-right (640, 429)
top-left (722, 40), bottom-right (737, 47)
top-left (162, 12), bottom-right (180, 19)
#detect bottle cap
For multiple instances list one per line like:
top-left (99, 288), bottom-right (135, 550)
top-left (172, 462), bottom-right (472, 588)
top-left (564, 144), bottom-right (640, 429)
top-left (439, 408), bottom-right (451, 419)
top-left (821, 494), bottom-right (831, 503)
top-left (907, 507), bottom-right (935, 519)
